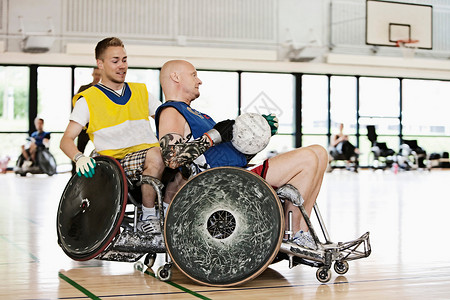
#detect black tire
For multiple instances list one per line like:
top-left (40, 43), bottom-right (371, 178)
top-left (164, 167), bottom-right (284, 287)
top-left (56, 156), bottom-right (128, 260)
top-left (36, 148), bottom-right (57, 176)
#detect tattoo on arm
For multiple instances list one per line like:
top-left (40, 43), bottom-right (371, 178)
top-left (160, 133), bottom-right (211, 169)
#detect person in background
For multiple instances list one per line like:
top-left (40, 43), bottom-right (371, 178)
top-left (21, 117), bottom-right (50, 168)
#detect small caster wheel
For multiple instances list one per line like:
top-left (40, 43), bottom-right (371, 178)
top-left (316, 267), bottom-right (331, 283)
top-left (134, 261), bottom-right (144, 272)
top-left (157, 265), bottom-right (172, 281)
top-left (144, 253), bottom-right (156, 268)
top-left (334, 260), bottom-right (349, 275)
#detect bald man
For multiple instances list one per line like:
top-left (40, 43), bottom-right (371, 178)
top-left (155, 60), bottom-right (328, 250)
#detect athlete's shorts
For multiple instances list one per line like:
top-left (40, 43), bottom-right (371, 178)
top-left (247, 159), bottom-right (279, 189)
top-left (247, 159), bottom-right (269, 180)
top-left (119, 145), bottom-right (159, 180)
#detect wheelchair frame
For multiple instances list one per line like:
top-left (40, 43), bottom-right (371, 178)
top-left (58, 156), bottom-right (371, 285)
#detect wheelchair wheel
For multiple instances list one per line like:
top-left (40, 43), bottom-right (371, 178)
top-left (36, 148), bottom-right (57, 176)
top-left (14, 154), bottom-right (27, 176)
top-left (56, 156), bottom-right (128, 261)
top-left (165, 167), bottom-right (284, 287)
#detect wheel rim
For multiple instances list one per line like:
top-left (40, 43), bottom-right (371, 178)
top-left (56, 156), bottom-right (127, 260)
top-left (165, 167), bottom-right (284, 287)
top-left (206, 210), bottom-right (236, 239)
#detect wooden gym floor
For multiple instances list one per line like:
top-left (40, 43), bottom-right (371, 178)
top-left (1, 168), bottom-right (450, 299)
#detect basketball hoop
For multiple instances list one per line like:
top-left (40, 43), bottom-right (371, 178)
top-left (396, 39), bottom-right (419, 58)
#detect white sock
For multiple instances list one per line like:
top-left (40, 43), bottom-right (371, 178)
top-left (163, 202), bottom-right (169, 215)
top-left (142, 206), bottom-right (156, 220)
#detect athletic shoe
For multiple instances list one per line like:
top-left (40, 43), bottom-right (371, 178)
top-left (22, 160), bottom-right (33, 170)
top-left (137, 216), bottom-right (161, 234)
top-left (293, 230), bottom-right (317, 250)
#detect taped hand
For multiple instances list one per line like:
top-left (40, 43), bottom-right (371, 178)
top-left (75, 156), bottom-right (97, 178)
top-left (262, 114), bottom-right (279, 136)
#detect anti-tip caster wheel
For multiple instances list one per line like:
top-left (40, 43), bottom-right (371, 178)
top-left (134, 261), bottom-right (144, 272)
top-left (316, 267), bottom-right (332, 283)
top-left (144, 253), bottom-right (156, 268)
top-left (334, 260), bottom-right (349, 275)
top-left (157, 265), bottom-right (172, 282)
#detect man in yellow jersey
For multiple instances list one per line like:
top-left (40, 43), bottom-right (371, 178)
top-left (60, 37), bottom-right (165, 234)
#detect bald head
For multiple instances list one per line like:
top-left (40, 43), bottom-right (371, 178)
top-left (160, 60), bottom-right (202, 104)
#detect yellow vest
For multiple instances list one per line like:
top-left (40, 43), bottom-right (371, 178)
top-left (72, 83), bottom-right (159, 159)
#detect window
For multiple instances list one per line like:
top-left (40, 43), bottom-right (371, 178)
top-left (0, 66), bottom-right (30, 132)
top-left (402, 79), bottom-right (450, 136)
top-left (126, 68), bottom-right (161, 100)
top-left (192, 71), bottom-right (239, 121)
top-left (330, 76), bottom-right (357, 134)
top-left (37, 67), bottom-right (72, 132)
top-left (241, 72), bottom-right (295, 135)
top-left (241, 72), bottom-right (295, 163)
top-left (302, 75), bottom-right (328, 135)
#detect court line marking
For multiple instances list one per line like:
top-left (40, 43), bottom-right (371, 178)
top-left (0, 234), bottom-right (39, 262)
top-left (53, 270), bottom-right (450, 299)
top-left (58, 272), bottom-right (101, 300)
top-left (142, 269), bottom-right (211, 300)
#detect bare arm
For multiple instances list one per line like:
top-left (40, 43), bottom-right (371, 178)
top-left (60, 121), bottom-right (84, 161)
top-left (158, 106), bottom-right (212, 169)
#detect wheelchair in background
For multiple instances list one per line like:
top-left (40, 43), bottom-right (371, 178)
top-left (328, 142), bottom-right (359, 172)
top-left (14, 146), bottom-right (57, 176)
top-left (366, 125), bottom-right (396, 170)
top-left (397, 139), bottom-right (428, 170)
top-left (366, 125), bottom-right (430, 171)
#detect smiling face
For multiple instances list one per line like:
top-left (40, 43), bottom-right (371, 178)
top-left (97, 46), bottom-right (128, 90)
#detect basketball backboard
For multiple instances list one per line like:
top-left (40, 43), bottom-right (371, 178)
top-left (366, 0), bottom-right (432, 49)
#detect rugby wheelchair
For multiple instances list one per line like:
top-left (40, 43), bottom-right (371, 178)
top-left (366, 125), bottom-right (396, 170)
top-left (397, 139), bottom-right (428, 170)
top-left (328, 142), bottom-right (359, 173)
top-left (57, 155), bottom-right (371, 286)
top-left (14, 146), bottom-right (57, 176)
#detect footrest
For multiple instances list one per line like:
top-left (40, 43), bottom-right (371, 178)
top-left (110, 230), bottom-right (166, 253)
top-left (336, 232), bottom-right (371, 261)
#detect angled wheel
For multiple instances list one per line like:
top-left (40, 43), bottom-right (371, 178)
top-left (56, 156), bottom-right (128, 261)
top-left (37, 148), bottom-right (57, 176)
top-left (165, 167), bottom-right (284, 287)
top-left (316, 267), bottom-right (332, 283)
top-left (157, 265), bottom-right (172, 281)
top-left (334, 260), bottom-right (349, 275)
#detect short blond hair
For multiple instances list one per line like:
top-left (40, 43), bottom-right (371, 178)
top-left (95, 37), bottom-right (124, 60)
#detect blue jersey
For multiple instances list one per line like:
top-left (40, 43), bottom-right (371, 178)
top-left (30, 131), bottom-right (51, 147)
top-left (155, 101), bottom-right (247, 171)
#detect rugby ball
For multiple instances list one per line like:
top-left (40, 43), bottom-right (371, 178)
top-left (231, 113), bottom-right (271, 155)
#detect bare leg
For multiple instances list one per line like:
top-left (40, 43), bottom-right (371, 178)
top-left (21, 145), bottom-right (30, 161)
top-left (164, 172), bottom-right (187, 205)
top-left (141, 147), bottom-right (165, 209)
top-left (265, 144), bottom-right (328, 233)
top-left (29, 143), bottom-right (37, 162)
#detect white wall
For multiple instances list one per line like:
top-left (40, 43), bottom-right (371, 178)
top-left (1, 0), bottom-right (450, 80)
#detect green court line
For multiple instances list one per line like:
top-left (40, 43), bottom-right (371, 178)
top-left (58, 272), bottom-right (101, 300)
top-left (144, 269), bottom-right (211, 300)
top-left (0, 235), bottom-right (39, 262)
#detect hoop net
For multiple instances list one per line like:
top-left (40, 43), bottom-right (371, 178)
top-left (396, 39), bottom-right (419, 58)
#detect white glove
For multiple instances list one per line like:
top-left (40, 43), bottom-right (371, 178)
top-left (75, 155), bottom-right (97, 178)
